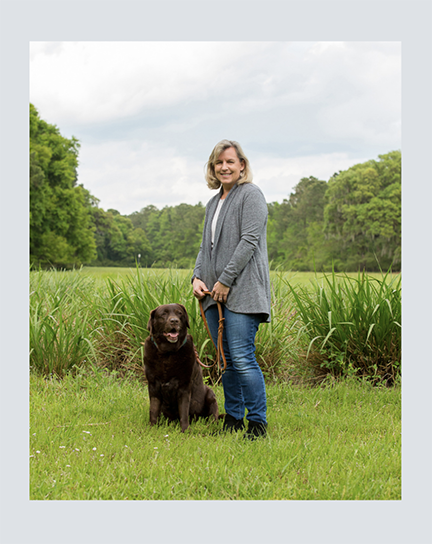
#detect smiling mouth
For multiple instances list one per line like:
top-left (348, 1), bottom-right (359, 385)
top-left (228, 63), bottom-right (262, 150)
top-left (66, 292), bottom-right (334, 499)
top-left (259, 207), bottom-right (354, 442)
top-left (163, 331), bottom-right (179, 343)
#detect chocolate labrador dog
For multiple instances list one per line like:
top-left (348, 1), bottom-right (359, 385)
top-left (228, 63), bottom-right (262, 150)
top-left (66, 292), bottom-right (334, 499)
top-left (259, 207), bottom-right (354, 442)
top-left (143, 303), bottom-right (219, 432)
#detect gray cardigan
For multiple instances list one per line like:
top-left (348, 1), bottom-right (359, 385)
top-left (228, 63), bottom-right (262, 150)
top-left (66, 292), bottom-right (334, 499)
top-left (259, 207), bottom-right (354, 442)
top-left (193, 182), bottom-right (271, 323)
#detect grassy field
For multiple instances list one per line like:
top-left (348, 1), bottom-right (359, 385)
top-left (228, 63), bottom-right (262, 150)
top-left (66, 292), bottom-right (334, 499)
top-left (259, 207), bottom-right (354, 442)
top-left (30, 371), bottom-right (401, 501)
top-left (29, 266), bottom-right (401, 501)
top-left (80, 266), bottom-right (399, 286)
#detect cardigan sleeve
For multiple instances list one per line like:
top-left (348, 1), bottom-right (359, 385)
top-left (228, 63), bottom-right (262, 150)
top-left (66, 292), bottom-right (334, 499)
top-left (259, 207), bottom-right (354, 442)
top-left (217, 186), bottom-right (268, 288)
top-left (192, 245), bottom-right (203, 283)
top-left (192, 197), bottom-right (212, 283)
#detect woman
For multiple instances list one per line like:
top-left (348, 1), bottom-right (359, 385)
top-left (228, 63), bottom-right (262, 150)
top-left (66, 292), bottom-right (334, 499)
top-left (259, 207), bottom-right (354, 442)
top-left (192, 139), bottom-right (271, 439)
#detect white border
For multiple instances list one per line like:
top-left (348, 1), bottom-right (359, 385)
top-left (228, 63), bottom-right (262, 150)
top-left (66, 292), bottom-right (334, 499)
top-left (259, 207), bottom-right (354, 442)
top-left (1, 1), bottom-right (431, 543)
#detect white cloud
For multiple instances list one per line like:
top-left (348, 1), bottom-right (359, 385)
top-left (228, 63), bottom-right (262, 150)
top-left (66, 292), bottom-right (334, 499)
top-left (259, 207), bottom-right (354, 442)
top-left (252, 152), bottom-right (372, 203)
top-left (30, 41), bottom-right (401, 213)
top-left (78, 138), bottom-right (372, 214)
top-left (30, 41), bottom-right (276, 125)
top-left (312, 42), bottom-right (401, 144)
top-left (78, 140), bottom-right (211, 213)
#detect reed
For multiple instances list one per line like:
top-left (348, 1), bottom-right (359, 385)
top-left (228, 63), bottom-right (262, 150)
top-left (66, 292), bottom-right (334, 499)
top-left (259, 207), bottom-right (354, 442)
top-left (285, 269), bottom-right (401, 384)
top-left (29, 270), bottom-right (97, 376)
top-left (29, 267), bottom-right (401, 384)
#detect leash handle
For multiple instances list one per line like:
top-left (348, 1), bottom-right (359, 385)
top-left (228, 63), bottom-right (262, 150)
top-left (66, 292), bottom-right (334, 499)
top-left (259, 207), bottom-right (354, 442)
top-left (198, 291), bottom-right (227, 372)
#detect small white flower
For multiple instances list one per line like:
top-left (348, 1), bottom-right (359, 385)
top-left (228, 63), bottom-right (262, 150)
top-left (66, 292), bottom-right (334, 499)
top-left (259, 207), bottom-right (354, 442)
top-left (164, 435), bottom-right (169, 438)
top-left (36, 451), bottom-right (40, 454)
top-left (100, 454), bottom-right (104, 457)
top-left (125, 445), bottom-right (128, 448)
top-left (93, 447), bottom-right (97, 451)
top-left (29, 455), bottom-right (34, 458)
top-left (66, 465), bottom-right (71, 467)
top-left (154, 447), bottom-right (158, 450)
top-left (33, 433), bottom-right (36, 436)
top-left (75, 448), bottom-right (79, 452)
top-left (83, 431), bottom-right (91, 434)
top-left (59, 446), bottom-right (65, 449)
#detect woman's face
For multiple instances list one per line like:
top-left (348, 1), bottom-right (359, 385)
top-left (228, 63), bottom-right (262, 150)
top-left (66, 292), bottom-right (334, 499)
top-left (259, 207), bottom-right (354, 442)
top-left (214, 147), bottom-right (245, 193)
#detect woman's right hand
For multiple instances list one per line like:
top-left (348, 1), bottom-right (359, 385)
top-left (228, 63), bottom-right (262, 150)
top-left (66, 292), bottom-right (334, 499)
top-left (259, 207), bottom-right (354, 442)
top-left (192, 277), bottom-right (209, 300)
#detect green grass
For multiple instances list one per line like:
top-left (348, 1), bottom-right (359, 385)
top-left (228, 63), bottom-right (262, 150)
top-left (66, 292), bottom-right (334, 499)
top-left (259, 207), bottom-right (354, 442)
top-left (30, 372), bottom-right (401, 500)
top-left (29, 267), bottom-right (299, 381)
top-left (29, 267), bottom-right (401, 384)
top-left (287, 270), bottom-right (401, 384)
top-left (80, 266), bottom-right (398, 287)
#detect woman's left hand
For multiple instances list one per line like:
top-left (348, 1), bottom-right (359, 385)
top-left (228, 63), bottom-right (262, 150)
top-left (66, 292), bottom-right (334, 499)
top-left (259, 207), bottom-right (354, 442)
top-left (211, 281), bottom-right (230, 303)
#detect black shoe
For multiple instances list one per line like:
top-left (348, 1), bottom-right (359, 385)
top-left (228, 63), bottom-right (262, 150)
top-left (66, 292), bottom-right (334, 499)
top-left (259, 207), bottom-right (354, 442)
top-left (222, 413), bottom-right (245, 432)
top-left (244, 420), bottom-right (267, 440)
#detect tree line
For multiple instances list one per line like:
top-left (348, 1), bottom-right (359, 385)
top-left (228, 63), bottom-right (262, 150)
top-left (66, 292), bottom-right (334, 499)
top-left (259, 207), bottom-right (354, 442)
top-left (30, 104), bottom-right (401, 272)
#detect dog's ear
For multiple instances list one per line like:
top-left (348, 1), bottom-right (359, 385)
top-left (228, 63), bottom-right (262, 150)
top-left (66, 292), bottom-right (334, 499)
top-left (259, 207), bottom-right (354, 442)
top-left (176, 304), bottom-right (190, 329)
top-left (147, 308), bottom-right (158, 334)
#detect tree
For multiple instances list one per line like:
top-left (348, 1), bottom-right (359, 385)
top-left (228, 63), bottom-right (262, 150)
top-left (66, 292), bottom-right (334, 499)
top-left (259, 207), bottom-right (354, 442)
top-left (126, 227), bottom-right (152, 265)
top-left (267, 200), bottom-right (292, 265)
top-left (90, 208), bottom-right (153, 266)
top-left (324, 151), bottom-right (401, 270)
top-left (127, 203), bottom-right (205, 268)
top-left (29, 104), bottom-right (97, 268)
top-left (267, 176), bottom-right (329, 270)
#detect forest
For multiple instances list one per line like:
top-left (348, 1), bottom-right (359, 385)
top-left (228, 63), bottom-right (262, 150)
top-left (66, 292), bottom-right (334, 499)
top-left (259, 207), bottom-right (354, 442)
top-left (29, 104), bottom-right (401, 272)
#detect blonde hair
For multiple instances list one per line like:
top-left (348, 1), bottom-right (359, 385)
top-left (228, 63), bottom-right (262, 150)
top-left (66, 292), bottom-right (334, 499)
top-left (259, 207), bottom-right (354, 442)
top-left (205, 139), bottom-right (253, 190)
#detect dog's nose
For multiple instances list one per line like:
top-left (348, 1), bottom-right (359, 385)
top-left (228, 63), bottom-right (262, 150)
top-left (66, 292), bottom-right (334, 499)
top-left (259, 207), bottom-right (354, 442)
top-left (169, 316), bottom-right (179, 325)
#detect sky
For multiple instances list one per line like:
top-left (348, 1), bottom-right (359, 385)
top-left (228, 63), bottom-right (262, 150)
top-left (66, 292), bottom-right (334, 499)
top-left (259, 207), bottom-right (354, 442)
top-left (29, 41), bottom-right (401, 215)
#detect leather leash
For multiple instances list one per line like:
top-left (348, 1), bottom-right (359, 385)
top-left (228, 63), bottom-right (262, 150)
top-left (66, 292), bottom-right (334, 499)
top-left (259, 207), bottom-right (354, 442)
top-left (197, 291), bottom-right (227, 373)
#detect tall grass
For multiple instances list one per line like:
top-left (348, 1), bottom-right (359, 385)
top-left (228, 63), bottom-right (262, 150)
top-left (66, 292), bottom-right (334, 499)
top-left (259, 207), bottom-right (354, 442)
top-left (286, 269), bottom-right (401, 384)
top-left (89, 270), bottom-right (211, 378)
top-left (29, 270), bottom-right (97, 376)
top-left (29, 267), bottom-right (401, 384)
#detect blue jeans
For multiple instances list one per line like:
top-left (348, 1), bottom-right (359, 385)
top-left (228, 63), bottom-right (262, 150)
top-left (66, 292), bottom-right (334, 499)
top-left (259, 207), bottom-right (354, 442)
top-left (205, 306), bottom-right (267, 424)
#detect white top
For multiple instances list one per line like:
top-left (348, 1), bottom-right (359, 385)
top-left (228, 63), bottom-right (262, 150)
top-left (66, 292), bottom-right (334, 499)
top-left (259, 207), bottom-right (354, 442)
top-left (211, 198), bottom-right (224, 247)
